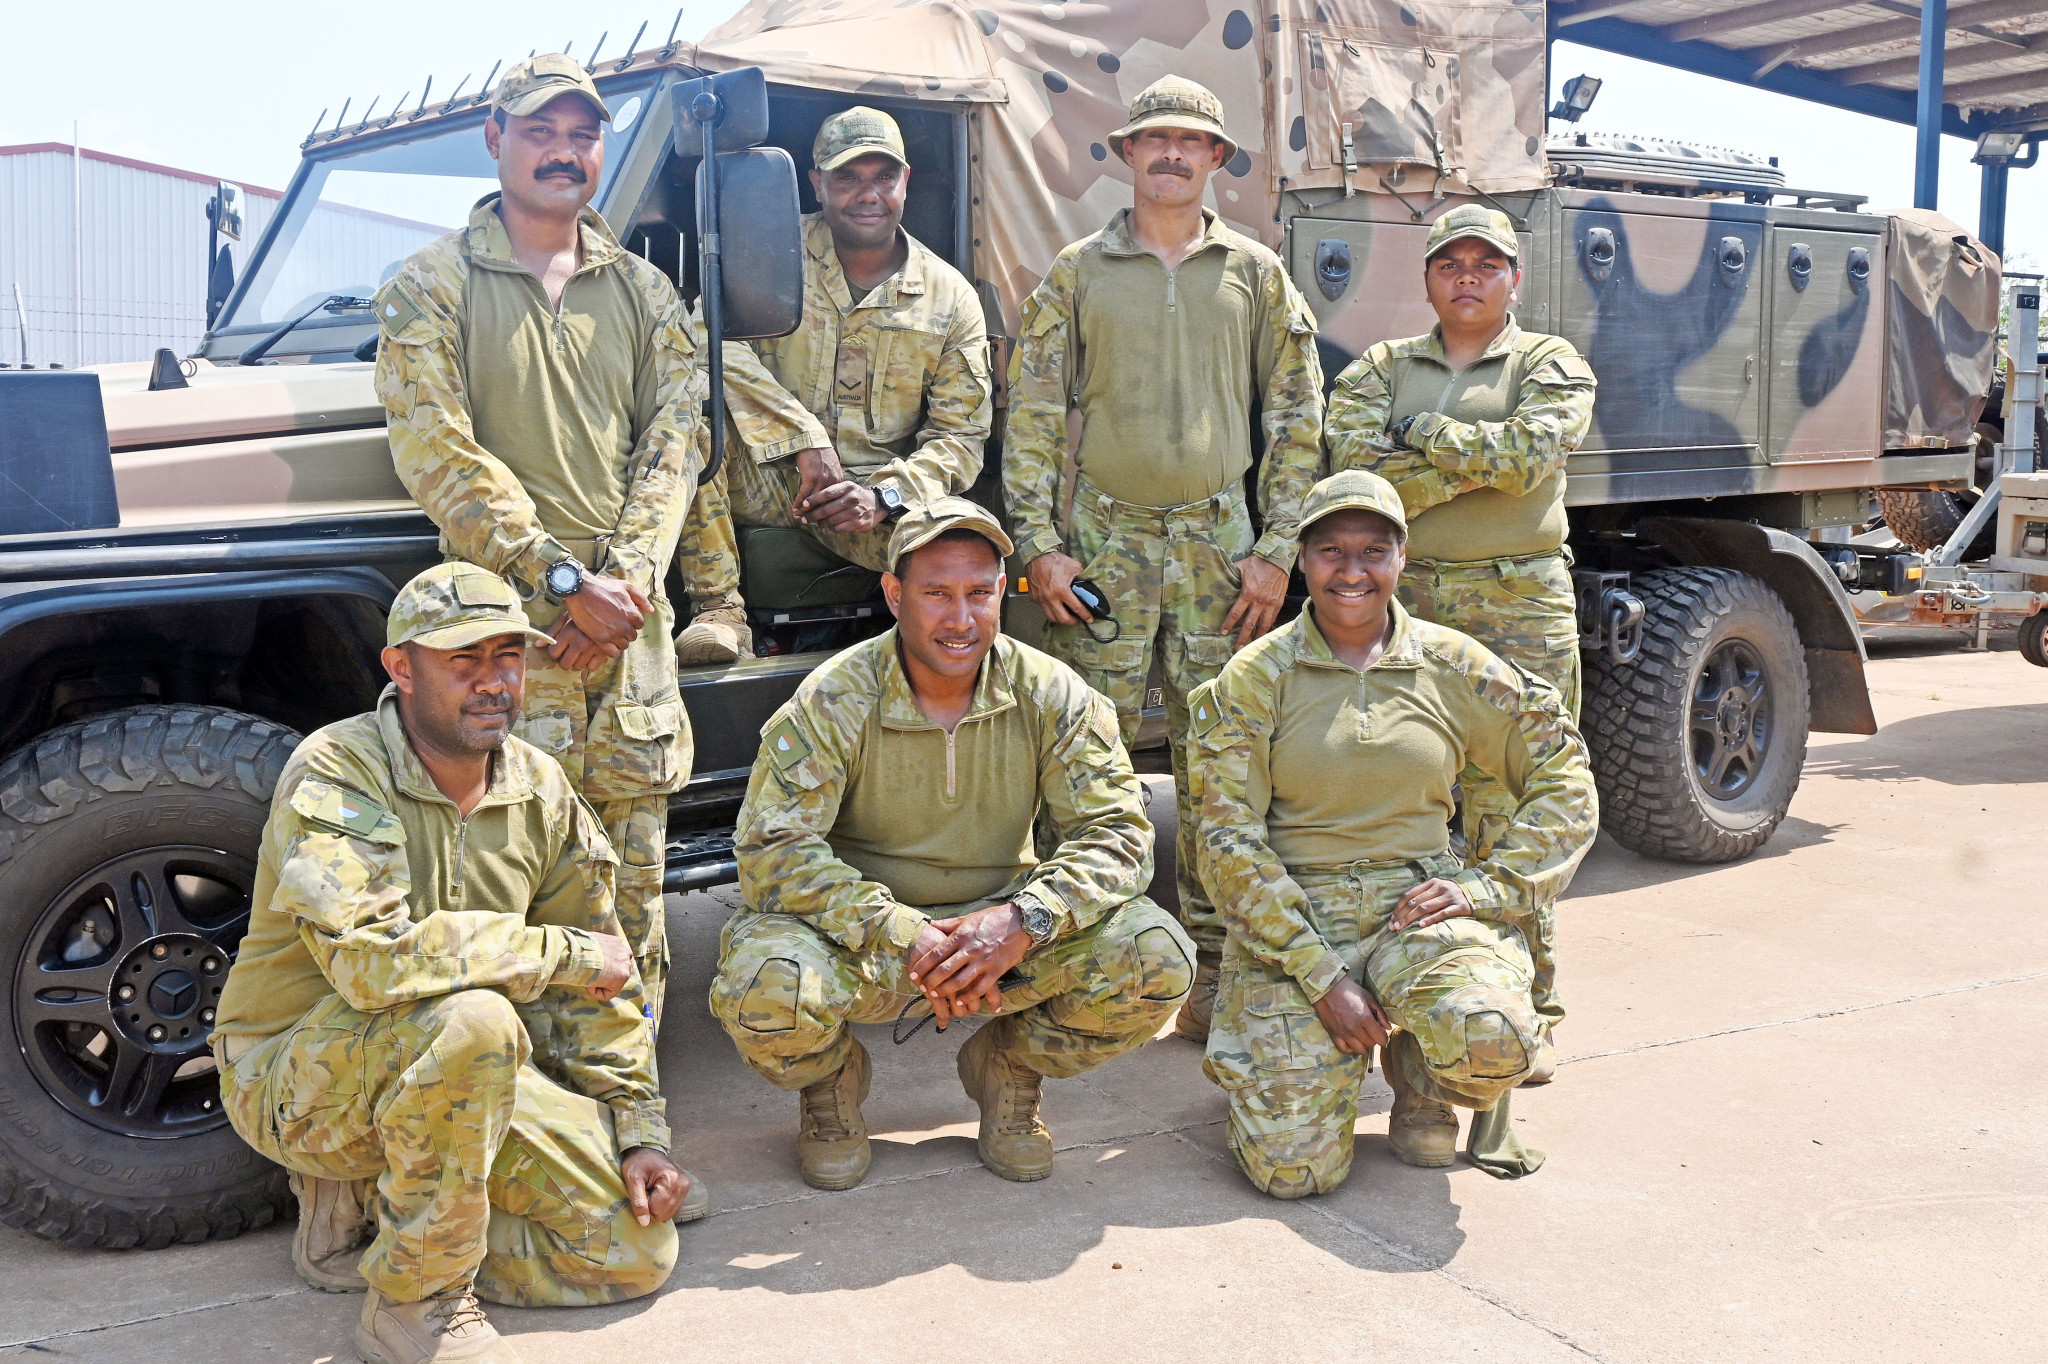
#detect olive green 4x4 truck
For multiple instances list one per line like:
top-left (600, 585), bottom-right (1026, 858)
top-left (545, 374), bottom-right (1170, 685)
top-left (0, 1), bottom-right (2020, 1249)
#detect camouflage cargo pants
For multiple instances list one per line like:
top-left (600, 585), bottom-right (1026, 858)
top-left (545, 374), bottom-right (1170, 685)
top-left (709, 893), bottom-right (1195, 1091)
top-left (218, 990), bottom-right (676, 1306)
top-left (1040, 478), bottom-right (1257, 956)
top-left (1204, 860), bottom-right (1544, 1197)
top-left (519, 579), bottom-right (686, 1030)
top-left (1399, 550), bottom-right (1578, 1027)
top-left (676, 450), bottom-right (896, 613)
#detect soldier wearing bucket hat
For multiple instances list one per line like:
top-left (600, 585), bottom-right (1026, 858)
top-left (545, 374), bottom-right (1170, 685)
top-left (1324, 202), bottom-right (1599, 1034)
top-left (675, 104), bottom-right (991, 665)
top-left (1005, 73), bottom-right (1325, 1043)
top-left (711, 495), bottom-right (1192, 1192)
top-left (1185, 470), bottom-right (1596, 1199)
top-left (212, 559), bottom-right (704, 1364)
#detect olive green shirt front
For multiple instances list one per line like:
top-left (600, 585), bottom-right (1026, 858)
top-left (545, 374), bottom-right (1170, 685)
top-left (735, 631), bottom-right (1153, 953)
top-left (214, 687), bottom-right (668, 1150)
top-left (1324, 320), bottom-right (1596, 563)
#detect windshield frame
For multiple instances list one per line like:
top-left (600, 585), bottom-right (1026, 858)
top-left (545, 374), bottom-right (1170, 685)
top-left (202, 74), bottom-right (662, 360)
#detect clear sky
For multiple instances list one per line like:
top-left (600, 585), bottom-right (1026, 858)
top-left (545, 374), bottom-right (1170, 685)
top-left (2, 4), bottom-right (2037, 271)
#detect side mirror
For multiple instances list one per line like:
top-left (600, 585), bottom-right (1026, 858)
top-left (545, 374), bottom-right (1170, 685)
top-left (700, 149), bottom-right (802, 340)
top-left (213, 181), bottom-right (245, 242)
top-left (673, 68), bottom-right (770, 155)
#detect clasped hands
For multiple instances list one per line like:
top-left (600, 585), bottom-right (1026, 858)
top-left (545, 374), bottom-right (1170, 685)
top-left (905, 903), bottom-right (1034, 1027)
top-left (792, 446), bottom-right (886, 535)
top-left (550, 571), bottom-right (652, 672)
top-left (1028, 549), bottom-right (1288, 649)
top-left (1312, 877), bottom-right (1475, 1056)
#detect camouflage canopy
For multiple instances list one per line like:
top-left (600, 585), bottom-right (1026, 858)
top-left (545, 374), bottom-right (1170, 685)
top-left (693, 1), bottom-right (1547, 329)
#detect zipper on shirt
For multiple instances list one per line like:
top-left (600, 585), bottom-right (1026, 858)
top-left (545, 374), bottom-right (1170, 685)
top-left (943, 728), bottom-right (958, 800)
top-left (451, 813), bottom-right (472, 899)
top-left (1166, 267), bottom-right (1177, 311)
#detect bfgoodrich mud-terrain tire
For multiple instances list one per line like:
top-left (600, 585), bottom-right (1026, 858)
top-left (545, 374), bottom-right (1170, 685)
top-left (1584, 568), bottom-right (1810, 863)
top-left (1874, 488), bottom-right (1971, 554)
top-left (0, 706), bottom-right (299, 1248)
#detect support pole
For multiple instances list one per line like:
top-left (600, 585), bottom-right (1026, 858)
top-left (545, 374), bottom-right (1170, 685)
top-left (693, 91), bottom-right (726, 484)
top-left (1978, 158), bottom-right (2008, 256)
top-left (1914, 0), bottom-right (1947, 210)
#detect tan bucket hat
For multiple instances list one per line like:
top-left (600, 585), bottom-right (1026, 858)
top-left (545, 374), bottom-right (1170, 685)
top-left (387, 563), bottom-right (555, 651)
top-left (492, 53), bottom-right (611, 122)
top-left (1110, 75), bottom-right (1237, 163)
top-left (886, 497), bottom-right (1014, 573)
top-left (1298, 469), bottom-right (1409, 540)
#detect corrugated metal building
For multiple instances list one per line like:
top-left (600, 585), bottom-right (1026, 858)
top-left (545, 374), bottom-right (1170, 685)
top-left (0, 143), bottom-right (447, 367)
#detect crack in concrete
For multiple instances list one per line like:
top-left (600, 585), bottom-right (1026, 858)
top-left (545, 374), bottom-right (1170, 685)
top-left (1, 1286), bottom-right (312, 1351)
top-left (1561, 969), bottom-right (2048, 1068)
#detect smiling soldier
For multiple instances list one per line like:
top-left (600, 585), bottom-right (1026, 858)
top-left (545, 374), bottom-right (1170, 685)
top-left (212, 564), bottom-right (696, 1364)
top-left (672, 106), bottom-right (993, 665)
top-left (1004, 76), bottom-right (1326, 1043)
top-left (710, 498), bottom-right (1193, 1190)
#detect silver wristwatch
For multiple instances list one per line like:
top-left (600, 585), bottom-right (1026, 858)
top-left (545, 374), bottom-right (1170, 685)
top-left (1014, 890), bottom-right (1056, 947)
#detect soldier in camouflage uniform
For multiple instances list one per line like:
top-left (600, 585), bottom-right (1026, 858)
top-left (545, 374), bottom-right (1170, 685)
top-left (711, 499), bottom-right (1193, 1190)
top-left (212, 564), bottom-right (698, 1364)
top-left (1323, 205), bottom-right (1597, 1030)
top-left (1005, 76), bottom-right (1325, 1043)
top-left (374, 55), bottom-right (715, 1027)
top-left (1188, 471), bottom-right (1597, 1198)
top-left (674, 106), bottom-right (992, 665)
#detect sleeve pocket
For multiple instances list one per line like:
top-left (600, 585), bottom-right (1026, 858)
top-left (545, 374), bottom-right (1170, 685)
top-left (615, 699), bottom-right (684, 742)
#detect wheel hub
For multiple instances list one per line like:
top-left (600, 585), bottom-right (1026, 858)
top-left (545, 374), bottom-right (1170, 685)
top-left (1690, 640), bottom-right (1772, 801)
top-left (109, 934), bottom-right (227, 1049)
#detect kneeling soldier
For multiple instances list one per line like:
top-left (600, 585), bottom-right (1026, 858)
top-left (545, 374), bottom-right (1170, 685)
top-left (712, 498), bottom-right (1193, 1188)
top-left (212, 564), bottom-right (697, 1364)
top-left (1188, 472), bottom-right (1597, 1198)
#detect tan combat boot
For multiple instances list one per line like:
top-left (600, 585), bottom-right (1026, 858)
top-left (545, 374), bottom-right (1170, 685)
top-left (674, 605), bottom-right (752, 666)
top-left (1386, 1049), bottom-right (1460, 1169)
top-left (356, 1284), bottom-right (522, 1364)
top-left (957, 1023), bottom-right (1054, 1182)
top-left (676, 1168), bottom-right (710, 1223)
top-left (796, 1038), bottom-right (872, 1191)
top-left (288, 1169), bottom-right (374, 1293)
top-left (1172, 949), bottom-right (1222, 1042)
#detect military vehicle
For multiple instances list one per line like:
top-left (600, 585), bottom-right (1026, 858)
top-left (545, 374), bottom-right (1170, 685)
top-left (0, 0), bottom-right (2015, 1249)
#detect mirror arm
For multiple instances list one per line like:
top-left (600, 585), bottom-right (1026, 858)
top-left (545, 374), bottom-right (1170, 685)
top-left (695, 91), bottom-right (727, 485)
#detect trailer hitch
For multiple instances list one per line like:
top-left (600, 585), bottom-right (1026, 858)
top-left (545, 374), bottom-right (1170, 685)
top-left (1574, 570), bottom-right (1646, 665)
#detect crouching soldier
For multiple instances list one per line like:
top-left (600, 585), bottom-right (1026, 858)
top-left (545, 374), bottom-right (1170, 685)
top-left (212, 564), bottom-right (700, 1364)
top-left (1188, 472), bottom-right (1597, 1198)
top-left (711, 498), bottom-right (1194, 1189)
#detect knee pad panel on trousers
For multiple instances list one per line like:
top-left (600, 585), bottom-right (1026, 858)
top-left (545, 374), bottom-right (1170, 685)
top-left (1462, 1008), bottom-right (1530, 1080)
top-left (1227, 1080), bottom-right (1354, 1198)
top-left (1134, 924), bottom-right (1194, 1002)
top-left (729, 957), bottom-right (804, 1035)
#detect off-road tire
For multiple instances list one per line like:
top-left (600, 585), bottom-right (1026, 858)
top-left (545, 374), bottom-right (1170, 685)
top-left (1874, 488), bottom-right (1968, 555)
top-left (0, 706), bottom-right (300, 1249)
top-left (2020, 612), bottom-right (2048, 669)
top-left (1585, 568), bottom-right (1809, 863)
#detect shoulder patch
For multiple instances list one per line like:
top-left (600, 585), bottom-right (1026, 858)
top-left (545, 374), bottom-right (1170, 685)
top-left (374, 284), bottom-right (424, 338)
top-left (288, 777), bottom-right (403, 845)
top-left (1189, 681), bottom-right (1223, 737)
top-left (762, 714), bottom-right (813, 772)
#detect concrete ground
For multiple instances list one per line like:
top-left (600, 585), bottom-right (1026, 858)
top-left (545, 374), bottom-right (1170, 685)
top-left (3, 637), bottom-right (2043, 1363)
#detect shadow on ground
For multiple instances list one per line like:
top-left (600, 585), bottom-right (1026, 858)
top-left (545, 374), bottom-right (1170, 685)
top-left (1804, 703), bottom-right (2048, 785)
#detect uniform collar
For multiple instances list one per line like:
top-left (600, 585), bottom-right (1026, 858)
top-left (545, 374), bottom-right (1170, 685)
top-left (1296, 598), bottom-right (1423, 672)
top-left (1099, 207), bottom-right (1231, 260)
top-left (1416, 313), bottom-right (1523, 366)
top-left (464, 192), bottom-right (625, 277)
top-left (375, 684), bottom-right (539, 809)
top-left (875, 629), bottom-right (1017, 731)
top-left (806, 212), bottom-right (927, 313)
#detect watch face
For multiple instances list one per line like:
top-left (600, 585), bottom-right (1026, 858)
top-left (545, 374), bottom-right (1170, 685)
top-left (547, 561), bottom-right (579, 595)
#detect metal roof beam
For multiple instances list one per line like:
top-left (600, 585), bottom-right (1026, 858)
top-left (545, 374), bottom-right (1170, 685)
top-left (1766, 0), bottom-right (2042, 63)
top-left (1948, 61), bottom-right (2048, 103)
top-left (1554, 0), bottom-right (1672, 27)
top-left (1664, 0), bottom-right (1862, 44)
top-left (1843, 32), bottom-right (2045, 85)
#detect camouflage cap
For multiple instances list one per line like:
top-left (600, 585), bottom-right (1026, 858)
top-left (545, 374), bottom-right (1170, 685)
top-left (885, 496), bottom-right (1014, 573)
top-left (1110, 75), bottom-right (1237, 163)
top-left (1298, 469), bottom-right (1409, 540)
top-left (386, 563), bottom-right (555, 651)
top-left (1424, 204), bottom-right (1520, 263)
top-left (492, 53), bottom-right (611, 122)
top-left (813, 106), bottom-right (909, 172)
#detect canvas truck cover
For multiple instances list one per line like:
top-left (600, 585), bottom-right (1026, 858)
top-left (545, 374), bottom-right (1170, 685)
top-left (1884, 208), bottom-right (2001, 450)
top-left (695, 0), bottom-right (1547, 332)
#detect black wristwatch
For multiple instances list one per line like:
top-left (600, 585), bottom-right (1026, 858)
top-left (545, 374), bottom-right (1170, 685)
top-left (873, 483), bottom-right (908, 522)
top-left (1014, 891), bottom-right (1056, 947)
top-left (543, 557), bottom-right (584, 603)
top-left (1389, 413), bottom-right (1423, 448)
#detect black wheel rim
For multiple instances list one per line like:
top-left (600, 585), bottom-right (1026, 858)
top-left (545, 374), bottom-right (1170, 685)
top-left (1689, 639), bottom-right (1772, 801)
top-left (12, 846), bottom-right (253, 1139)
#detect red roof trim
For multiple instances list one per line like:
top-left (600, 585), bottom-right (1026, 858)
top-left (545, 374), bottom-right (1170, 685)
top-left (0, 143), bottom-right (285, 198)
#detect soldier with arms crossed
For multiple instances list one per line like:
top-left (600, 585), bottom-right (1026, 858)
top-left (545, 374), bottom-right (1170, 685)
top-left (673, 106), bottom-right (992, 664)
top-left (1322, 205), bottom-right (1597, 1033)
top-left (1189, 472), bottom-right (1596, 1198)
top-left (711, 499), bottom-right (1194, 1189)
top-left (213, 564), bottom-right (694, 1364)
top-left (1005, 76), bottom-right (1325, 1042)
